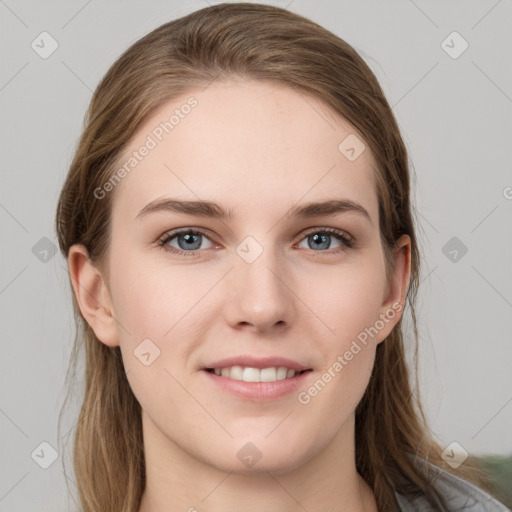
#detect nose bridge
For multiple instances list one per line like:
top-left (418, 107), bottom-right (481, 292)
top-left (225, 234), bottom-right (295, 329)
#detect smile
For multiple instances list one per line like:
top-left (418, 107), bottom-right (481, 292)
top-left (202, 367), bottom-right (313, 401)
top-left (206, 365), bottom-right (309, 382)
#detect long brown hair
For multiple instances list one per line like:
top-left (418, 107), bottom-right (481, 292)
top-left (55, 3), bottom-right (489, 511)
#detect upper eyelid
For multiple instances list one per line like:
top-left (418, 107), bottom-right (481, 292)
top-left (160, 227), bottom-right (218, 244)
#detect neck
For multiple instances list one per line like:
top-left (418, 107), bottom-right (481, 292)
top-left (138, 410), bottom-right (378, 512)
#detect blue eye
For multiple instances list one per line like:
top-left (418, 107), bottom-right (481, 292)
top-left (159, 230), bottom-right (215, 256)
top-left (157, 227), bottom-right (355, 257)
top-left (299, 228), bottom-right (354, 251)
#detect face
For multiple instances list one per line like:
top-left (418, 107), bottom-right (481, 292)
top-left (76, 78), bottom-right (409, 476)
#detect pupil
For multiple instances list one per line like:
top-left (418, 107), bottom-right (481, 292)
top-left (311, 233), bottom-right (329, 250)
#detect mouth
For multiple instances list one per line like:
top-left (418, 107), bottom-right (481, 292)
top-left (199, 355), bottom-right (313, 400)
top-left (201, 366), bottom-right (314, 401)
top-left (204, 367), bottom-right (312, 382)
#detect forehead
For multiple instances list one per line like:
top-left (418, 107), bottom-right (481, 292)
top-left (110, 79), bottom-right (379, 225)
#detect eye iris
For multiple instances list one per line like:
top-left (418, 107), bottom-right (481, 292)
top-left (178, 233), bottom-right (201, 250)
top-left (310, 233), bottom-right (330, 250)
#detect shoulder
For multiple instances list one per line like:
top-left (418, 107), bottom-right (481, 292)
top-left (394, 457), bottom-right (510, 512)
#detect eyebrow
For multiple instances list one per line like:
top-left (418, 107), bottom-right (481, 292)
top-left (135, 198), bottom-right (372, 225)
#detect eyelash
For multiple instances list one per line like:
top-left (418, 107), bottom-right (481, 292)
top-left (157, 227), bottom-right (355, 257)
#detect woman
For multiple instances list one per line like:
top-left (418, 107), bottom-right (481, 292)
top-left (55, 3), bottom-right (509, 511)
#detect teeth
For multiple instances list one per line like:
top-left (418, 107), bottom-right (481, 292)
top-left (211, 366), bottom-right (299, 382)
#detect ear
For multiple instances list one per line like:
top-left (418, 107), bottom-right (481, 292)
top-left (67, 244), bottom-right (120, 347)
top-left (375, 234), bottom-right (412, 344)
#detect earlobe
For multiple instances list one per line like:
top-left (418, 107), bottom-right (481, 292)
top-left (376, 235), bottom-right (412, 344)
top-left (67, 244), bottom-right (120, 347)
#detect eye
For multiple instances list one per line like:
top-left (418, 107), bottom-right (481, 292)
top-left (158, 229), bottom-right (216, 257)
top-left (157, 227), bottom-right (355, 257)
top-left (296, 227), bottom-right (355, 253)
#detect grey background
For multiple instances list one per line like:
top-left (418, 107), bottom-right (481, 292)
top-left (1, 0), bottom-right (511, 510)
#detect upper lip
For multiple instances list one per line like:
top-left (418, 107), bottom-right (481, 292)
top-left (202, 355), bottom-right (312, 372)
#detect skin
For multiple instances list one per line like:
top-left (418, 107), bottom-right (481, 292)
top-left (69, 78), bottom-right (411, 512)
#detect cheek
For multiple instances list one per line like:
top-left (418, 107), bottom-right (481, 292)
top-left (109, 250), bottom-right (196, 337)
top-left (109, 250), bottom-right (222, 381)
top-left (110, 254), bottom-right (199, 410)
top-left (304, 256), bottom-right (386, 343)
top-left (297, 293), bottom-right (378, 430)
top-left (295, 255), bottom-right (385, 399)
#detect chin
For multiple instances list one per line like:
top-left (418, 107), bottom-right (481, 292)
top-left (199, 437), bottom-right (311, 476)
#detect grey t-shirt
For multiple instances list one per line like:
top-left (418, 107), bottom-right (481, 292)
top-left (394, 459), bottom-right (510, 511)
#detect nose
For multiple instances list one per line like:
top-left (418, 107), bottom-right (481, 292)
top-left (222, 243), bottom-right (297, 333)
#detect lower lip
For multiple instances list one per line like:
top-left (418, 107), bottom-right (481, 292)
top-left (201, 369), bottom-right (313, 401)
